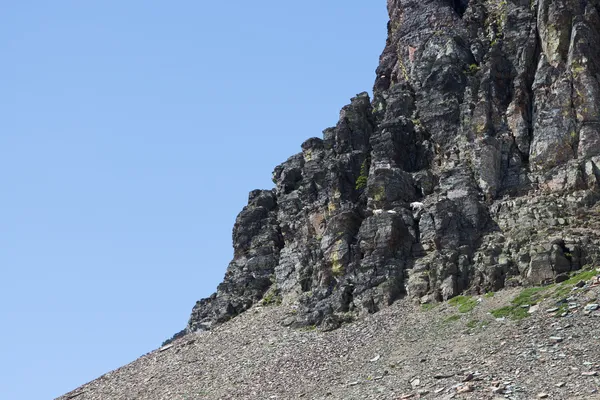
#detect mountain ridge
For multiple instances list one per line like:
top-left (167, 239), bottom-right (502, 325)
top-left (60, 0), bottom-right (600, 398)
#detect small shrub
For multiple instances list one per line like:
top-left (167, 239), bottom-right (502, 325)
top-left (355, 158), bottom-right (370, 190)
top-left (466, 63), bottom-right (480, 75)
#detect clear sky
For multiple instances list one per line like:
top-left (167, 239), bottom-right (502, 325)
top-left (0, 2), bottom-right (388, 399)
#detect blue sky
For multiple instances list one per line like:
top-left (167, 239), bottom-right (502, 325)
top-left (0, 2), bottom-right (388, 398)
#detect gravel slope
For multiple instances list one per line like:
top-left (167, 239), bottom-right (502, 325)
top-left (59, 275), bottom-right (600, 400)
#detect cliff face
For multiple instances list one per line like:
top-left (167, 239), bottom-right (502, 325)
top-left (187, 0), bottom-right (600, 333)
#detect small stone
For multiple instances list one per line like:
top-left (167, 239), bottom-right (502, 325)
top-left (410, 378), bottom-right (420, 388)
top-left (490, 385), bottom-right (505, 394)
top-left (456, 384), bottom-right (473, 394)
top-left (529, 304), bottom-right (540, 314)
top-left (582, 371), bottom-right (598, 376)
top-left (538, 394), bottom-right (549, 399)
top-left (585, 304), bottom-right (599, 312)
top-left (549, 336), bottom-right (563, 343)
top-left (556, 382), bottom-right (566, 388)
top-left (159, 344), bottom-right (174, 352)
top-left (370, 354), bottom-right (381, 362)
top-left (463, 373), bottom-right (474, 382)
top-left (546, 308), bottom-right (559, 313)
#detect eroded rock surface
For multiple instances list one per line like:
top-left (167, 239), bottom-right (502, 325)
top-left (186, 0), bottom-right (600, 333)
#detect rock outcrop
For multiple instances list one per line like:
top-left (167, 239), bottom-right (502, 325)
top-left (186, 0), bottom-right (600, 333)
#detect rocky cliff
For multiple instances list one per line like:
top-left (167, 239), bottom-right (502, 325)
top-left (185, 0), bottom-right (600, 335)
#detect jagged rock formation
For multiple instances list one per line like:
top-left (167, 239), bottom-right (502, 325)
top-left (187, 0), bottom-right (600, 333)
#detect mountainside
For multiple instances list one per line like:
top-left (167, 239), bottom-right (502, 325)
top-left (186, 0), bottom-right (600, 334)
top-left (59, 273), bottom-right (600, 399)
top-left (60, 0), bottom-right (600, 398)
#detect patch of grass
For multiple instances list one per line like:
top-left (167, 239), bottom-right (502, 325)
top-left (448, 295), bottom-right (478, 313)
top-left (421, 303), bottom-right (438, 311)
top-left (555, 303), bottom-right (569, 316)
top-left (261, 285), bottom-right (282, 306)
top-left (444, 314), bottom-right (461, 323)
top-left (549, 268), bottom-right (598, 299)
top-left (563, 269), bottom-right (597, 285)
top-left (490, 286), bottom-right (546, 321)
top-left (552, 284), bottom-right (572, 299)
top-left (301, 325), bottom-right (317, 332)
top-left (490, 306), bottom-right (512, 319)
top-left (484, 292), bottom-right (495, 298)
top-left (466, 319), bottom-right (480, 329)
top-left (490, 305), bottom-right (529, 320)
top-left (511, 287), bottom-right (546, 307)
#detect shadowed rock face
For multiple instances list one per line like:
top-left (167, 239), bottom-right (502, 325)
top-left (187, 0), bottom-right (600, 332)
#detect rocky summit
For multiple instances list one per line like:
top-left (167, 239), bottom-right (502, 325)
top-left (60, 0), bottom-right (600, 399)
